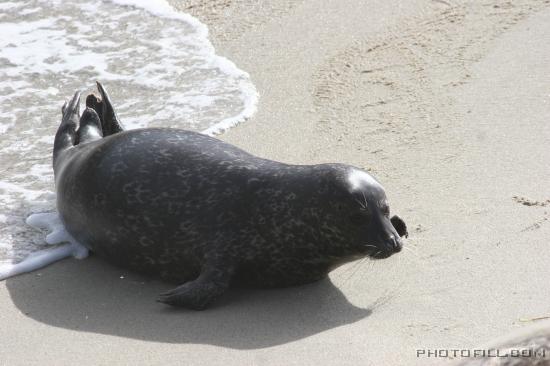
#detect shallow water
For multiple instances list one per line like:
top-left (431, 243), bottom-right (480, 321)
top-left (0, 0), bottom-right (257, 266)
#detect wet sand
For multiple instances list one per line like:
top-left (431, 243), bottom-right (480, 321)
top-left (1, 1), bottom-right (550, 365)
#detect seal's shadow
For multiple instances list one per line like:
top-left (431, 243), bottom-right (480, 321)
top-left (6, 257), bottom-right (371, 349)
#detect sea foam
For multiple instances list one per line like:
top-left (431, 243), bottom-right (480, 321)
top-left (0, 0), bottom-right (258, 279)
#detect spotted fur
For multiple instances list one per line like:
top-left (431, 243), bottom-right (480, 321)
top-left (54, 83), bottom-right (407, 309)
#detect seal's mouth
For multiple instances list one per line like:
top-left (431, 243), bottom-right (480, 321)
top-left (370, 250), bottom-right (394, 260)
top-left (366, 214), bottom-right (407, 260)
top-left (366, 235), bottom-right (403, 260)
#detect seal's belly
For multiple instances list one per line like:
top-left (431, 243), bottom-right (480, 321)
top-left (235, 256), bottom-right (330, 287)
top-left (61, 204), bottom-right (203, 282)
top-left (57, 161), bottom-right (212, 282)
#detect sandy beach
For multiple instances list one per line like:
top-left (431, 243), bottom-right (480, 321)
top-left (1, 0), bottom-right (550, 365)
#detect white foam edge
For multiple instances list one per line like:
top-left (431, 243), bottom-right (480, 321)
top-left (0, 212), bottom-right (89, 281)
top-left (0, 244), bottom-right (73, 281)
top-left (108, 0), bottom-right (259, 136)
top-left (108, 0), bottom-right (209, 38)
top-left (202, 75), bottom-right (259, 136)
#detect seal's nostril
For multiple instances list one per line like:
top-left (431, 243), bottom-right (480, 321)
top-left (390, 235), bottom-right (402, 252)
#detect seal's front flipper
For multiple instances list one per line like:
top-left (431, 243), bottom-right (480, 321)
top-left (76, 108), bottom-right (103, 144)
top-left (93, 81), bottom-right (124, 136)
top-left (391, 215), bottom-right (408, 238)
top-left (53, 91), bottom-right (81, 166)
top-left (157, 265), bottom-right (234, 310)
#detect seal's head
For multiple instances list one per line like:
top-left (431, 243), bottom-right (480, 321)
top-left (325, 166), bottom-right (408, 260)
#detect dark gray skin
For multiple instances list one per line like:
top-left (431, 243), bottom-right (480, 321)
top-left (53, 82), bottom-right (408, 310)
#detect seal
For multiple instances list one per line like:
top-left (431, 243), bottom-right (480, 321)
top-left (53, 82), bottom-right (408, 310)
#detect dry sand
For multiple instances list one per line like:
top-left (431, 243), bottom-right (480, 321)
top-left (1, 0), bottom-right (550, 365)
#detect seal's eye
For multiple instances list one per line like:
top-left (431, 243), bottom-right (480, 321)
top-left (381, 205), bottom-right (390, 217)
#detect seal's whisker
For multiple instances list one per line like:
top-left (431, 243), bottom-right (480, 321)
top-left (346, 257), bottom-right (370, 283)
top-left (363, 239), bottom-right (383, 247)
top-left (366, 258), bottom-right (376, 275)
top-left (358, 256), bottom-right (376, 282)
top-left (338, 258), bottom-right (366, 284)
top-left (402, 246), bottom-right (419, 257)
top-left (336, 242), bottom-right (381, 281)
top-left (335, 257), bottom-right (364, 279)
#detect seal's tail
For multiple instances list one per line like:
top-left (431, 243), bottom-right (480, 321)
top-left (53, 90), bottom-right (81, 166)
top-left (75, 107), bottom-right (103, 145)
top-left (53, 82), bottom-right (125, 169)
top-left (87, 81), bottom-right (125, 136)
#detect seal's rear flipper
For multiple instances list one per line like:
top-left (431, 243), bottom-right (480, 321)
top-left (391, 215), bottom-right (408, 238)
top-left (90, 81), bottom-right (124, 136)
top-left (157, 264), bottom-right (234, 310)
top-left (85, 93), bottom-right (104, 125)
top-left (76, 108), bottom-right (103, 144)
top-left (53, 91), bottom-right (81, 166)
